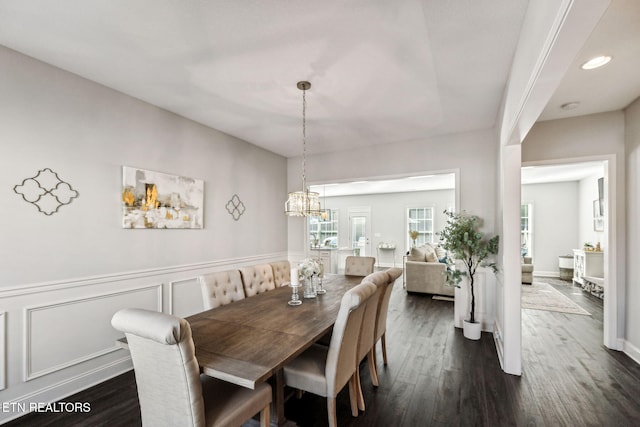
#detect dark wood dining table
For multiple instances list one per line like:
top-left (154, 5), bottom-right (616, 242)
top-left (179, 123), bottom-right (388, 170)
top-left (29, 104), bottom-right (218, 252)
top-left (185, 274), bottom-right (362, 425)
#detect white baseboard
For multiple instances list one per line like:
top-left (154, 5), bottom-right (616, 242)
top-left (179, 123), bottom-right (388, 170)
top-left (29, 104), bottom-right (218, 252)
top-left (624, 340), bottom-right (640, 366)
top-left (533, 271), bottom-right (560, 278)
top-left (0, 357), bottom-right (132, 424)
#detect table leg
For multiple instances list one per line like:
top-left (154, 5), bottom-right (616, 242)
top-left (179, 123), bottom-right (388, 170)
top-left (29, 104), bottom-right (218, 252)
top-left (274, 368), bottom-right (286, 426)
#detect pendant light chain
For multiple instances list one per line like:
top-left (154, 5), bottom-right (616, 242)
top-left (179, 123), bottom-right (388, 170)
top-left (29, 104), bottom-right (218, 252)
top-left (284, 80), bottom-right (321, 217)
top-left (301, 86), bottom-right (307, 191)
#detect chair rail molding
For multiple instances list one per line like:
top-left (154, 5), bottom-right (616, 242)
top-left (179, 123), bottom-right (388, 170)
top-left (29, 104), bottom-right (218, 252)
top-left (0, 252), bottom-right (287, 298)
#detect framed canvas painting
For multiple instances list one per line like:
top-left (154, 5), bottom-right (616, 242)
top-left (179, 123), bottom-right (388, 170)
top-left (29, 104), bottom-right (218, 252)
top-left (121, 166), bottom-right (204, 229)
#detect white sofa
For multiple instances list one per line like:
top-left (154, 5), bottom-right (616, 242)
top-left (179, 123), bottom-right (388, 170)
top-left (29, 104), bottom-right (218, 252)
top-left (404, 244), bottom-right (454, 296)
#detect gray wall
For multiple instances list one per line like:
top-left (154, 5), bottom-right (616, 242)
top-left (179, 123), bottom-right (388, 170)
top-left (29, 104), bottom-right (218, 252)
top-left (0, 45), bottom-right (287, 419)
top-left (323, 189), bottom-right (455, 265)
top-left (521, 182), bottom-right (579, 275)
top-left (523, 110), bottom-right (630, 359)
top-left (288, 128), bottom-right (497, 258)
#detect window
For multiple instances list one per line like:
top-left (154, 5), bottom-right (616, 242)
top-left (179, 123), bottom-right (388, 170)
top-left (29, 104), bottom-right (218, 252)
top-left (308, 210), bottom-right (339, 247)
top-left (521, 203), bottom-right (533, 258)
top-left (407, 207), bottom-right (434, 247)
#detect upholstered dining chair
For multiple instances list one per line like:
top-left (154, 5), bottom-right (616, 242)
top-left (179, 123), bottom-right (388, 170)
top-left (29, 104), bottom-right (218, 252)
top-left (283, 281), bottom-right (378, 427)
top-left (353, 271), bottom-right (388, 411)
top-left (344, 256), bottom-right (376, 277)
top-left (111, 308), bottom-right (271, 427)
top-left (240, 264), bottom-right (276, 297)
top-left (370, 267), bottom-right (403, 385)
top-left (198, 270), bottom-right (246, 310)
top-left (269, 260), bottom-right (291, 287)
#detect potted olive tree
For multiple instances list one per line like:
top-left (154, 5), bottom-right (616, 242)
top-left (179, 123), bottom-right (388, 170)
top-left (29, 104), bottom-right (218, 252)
top-left (439, 210), bottom-right (499, 340)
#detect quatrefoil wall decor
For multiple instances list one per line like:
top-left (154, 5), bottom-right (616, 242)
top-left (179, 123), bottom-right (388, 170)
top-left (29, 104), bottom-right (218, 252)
top-left (225, 194), bottom-right (246, 221)
top-left (14, 168), bottom-right (79, 216)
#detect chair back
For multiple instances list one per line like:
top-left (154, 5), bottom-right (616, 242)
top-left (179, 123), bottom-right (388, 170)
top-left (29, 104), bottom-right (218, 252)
top-left (269, 260), bottom-right (291, 287)
top-left (362, 270), bottom-right (389, 287)
top-left (240, 264), bottom-right (276, 297)
top-left (326, 281), bottom-right (377, 397)
top-left (344, 256), bottom-right (376, 276)
top-left (357, 275), bottom-right (386, 363)
top-left (198, 270), bottom-right (246, 310)
top-left (375, 268), bottom-right (402, 341)
top-left (111, 308), bottom-right (205, 427)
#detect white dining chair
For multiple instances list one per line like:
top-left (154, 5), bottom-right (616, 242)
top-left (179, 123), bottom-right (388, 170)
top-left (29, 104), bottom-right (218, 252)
top-left (240, 264), bottom-right (276, 297)
top-left (370, 267), bottom-right (403, 385)
top-left (198, 270), bottom-right (246, 310)
top-left (269, 260), bottom-right (291, 287)
top-left (283, 281), bottom-right (377, 427)
top-left (344, 256), bottom-right (376, 276)
top-left (111, 308), bottom-right (271, 427)
top-left (354, 271), bottom-right (387, 411)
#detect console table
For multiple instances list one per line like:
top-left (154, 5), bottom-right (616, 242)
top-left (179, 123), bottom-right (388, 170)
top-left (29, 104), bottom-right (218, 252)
top-left (572, 249), bottom-right (604, 298)
top-left (376, 245), bottom-right (396, 267)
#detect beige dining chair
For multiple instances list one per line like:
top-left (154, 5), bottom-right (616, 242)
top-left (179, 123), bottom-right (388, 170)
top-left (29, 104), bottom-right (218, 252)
top-left (354, 271), bottom-right (388, 411)
top-left (198, 270), bottom-right (246, 310)
top-left (283, 281), bottom-right (378, 427)
top-left (344, 256), bottom-right (376, 276)
top-left (111, 308), bottom-right (271, 427)
top-left (240, 264), bottom-right (276, 297)
top-left (370, 267), bottom-right (403, 385)
top-left (269, 260), bottom-right (291, 287)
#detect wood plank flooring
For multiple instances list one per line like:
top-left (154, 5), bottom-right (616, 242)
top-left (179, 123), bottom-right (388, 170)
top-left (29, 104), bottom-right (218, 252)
top-left (6, 277), bottom-right (640, 426)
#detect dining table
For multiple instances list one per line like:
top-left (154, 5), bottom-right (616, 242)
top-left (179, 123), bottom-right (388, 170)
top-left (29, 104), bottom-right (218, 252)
top-left (184, 273), bottom-right (362, 425)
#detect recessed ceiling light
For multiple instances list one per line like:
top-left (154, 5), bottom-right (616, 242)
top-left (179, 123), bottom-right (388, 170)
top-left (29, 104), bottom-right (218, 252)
top-left (560, 102), bottom-right (580, 110)
top-left (580, 55), bottom-right (612, 70)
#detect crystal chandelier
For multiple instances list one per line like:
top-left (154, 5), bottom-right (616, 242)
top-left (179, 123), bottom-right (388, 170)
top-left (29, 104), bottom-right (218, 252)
top-left (285, 81), bottom-right (322, 217)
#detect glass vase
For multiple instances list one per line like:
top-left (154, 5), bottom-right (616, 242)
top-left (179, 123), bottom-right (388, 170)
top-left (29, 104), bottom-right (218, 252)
top-left (314, 275), bottom-right (326, 294)
top-left (302, 277), bottom-right (316, 299)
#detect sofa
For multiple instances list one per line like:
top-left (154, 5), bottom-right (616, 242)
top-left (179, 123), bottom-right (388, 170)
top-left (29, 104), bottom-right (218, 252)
top-left (404, 244), bottom-right (454, 296)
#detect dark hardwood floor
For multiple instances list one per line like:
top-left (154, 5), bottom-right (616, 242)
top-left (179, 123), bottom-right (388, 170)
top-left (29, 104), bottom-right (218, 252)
top-left (7, 277), bottom-right (640, 426)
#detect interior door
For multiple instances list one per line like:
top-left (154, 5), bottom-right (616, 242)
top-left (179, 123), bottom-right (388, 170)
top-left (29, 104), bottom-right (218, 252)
top-left (348, 208), bottom-right (371, 256)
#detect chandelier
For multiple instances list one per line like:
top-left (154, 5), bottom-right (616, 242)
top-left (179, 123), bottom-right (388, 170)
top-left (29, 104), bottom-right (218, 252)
top-left (285, 81), bottom-right (322, 217)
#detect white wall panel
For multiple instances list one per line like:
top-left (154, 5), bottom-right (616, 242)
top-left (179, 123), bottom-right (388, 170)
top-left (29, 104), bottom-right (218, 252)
top-left (1, 311), bottom-right (5, 390)
top-left (24, 284), bottom-right (161, 381)
top-left (169, 278), bottom-right (203, 318)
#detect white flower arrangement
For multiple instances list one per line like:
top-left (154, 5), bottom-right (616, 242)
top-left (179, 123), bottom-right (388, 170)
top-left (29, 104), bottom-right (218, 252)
top-left (298, 258), bottom-right (324, 278)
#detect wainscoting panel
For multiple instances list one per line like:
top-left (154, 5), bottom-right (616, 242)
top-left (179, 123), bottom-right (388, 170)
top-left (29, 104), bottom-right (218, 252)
top-left (169, 277), bottom-right (203, 318)
top-left (24, 284), bottom-right (162, 381)
top-left (1, 311), bottom-right (5, 390)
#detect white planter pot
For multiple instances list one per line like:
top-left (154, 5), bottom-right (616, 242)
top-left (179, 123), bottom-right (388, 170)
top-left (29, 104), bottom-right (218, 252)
top-left (463, 320), bottom-right (482, 340)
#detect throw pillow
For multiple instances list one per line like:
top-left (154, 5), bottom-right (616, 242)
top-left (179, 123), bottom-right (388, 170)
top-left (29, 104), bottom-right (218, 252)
top-left (408, 246), bottom-right (426, 262)
top-left (423, 245), bottom-right (438, 262)
top-left (434, 244), bottom-right (447, 260)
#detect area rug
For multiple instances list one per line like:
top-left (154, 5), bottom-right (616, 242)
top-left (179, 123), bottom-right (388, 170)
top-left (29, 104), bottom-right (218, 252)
top-left (521, 282), bottom-right (590, 316)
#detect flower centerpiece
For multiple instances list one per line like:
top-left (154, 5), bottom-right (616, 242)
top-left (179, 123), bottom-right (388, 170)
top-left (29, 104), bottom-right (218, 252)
top-left (298, 258), bottom-right (323, 298)
top-left (299, 257), bottom-right (322, 278)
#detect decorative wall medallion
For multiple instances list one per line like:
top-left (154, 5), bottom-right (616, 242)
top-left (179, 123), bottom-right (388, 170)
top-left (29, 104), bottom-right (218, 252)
top-left (14, 168), bottom-right (79, 216)
top-left (226, 194), bottom-right (245, 221)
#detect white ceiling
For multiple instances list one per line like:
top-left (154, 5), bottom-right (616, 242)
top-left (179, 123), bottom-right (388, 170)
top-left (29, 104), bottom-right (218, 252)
top-left (0, 0), bottom-right (529, 158)
top-left (521, 162), bottom-right (604, 185)
top-left (0, 0), bottom-right (637, 160)
top-left (539, 0), bottom-right (640, 121)
top-left (310, 173), bottom-right (455, 198)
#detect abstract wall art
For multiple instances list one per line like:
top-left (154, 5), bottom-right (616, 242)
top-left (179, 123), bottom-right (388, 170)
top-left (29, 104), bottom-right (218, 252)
top-left (121, 166), bottom-right (204, 229)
